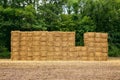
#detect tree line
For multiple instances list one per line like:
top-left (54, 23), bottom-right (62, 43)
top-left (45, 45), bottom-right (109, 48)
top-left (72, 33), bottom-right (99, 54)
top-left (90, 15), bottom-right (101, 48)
top-left (0, 0), bottom-right (120, 56)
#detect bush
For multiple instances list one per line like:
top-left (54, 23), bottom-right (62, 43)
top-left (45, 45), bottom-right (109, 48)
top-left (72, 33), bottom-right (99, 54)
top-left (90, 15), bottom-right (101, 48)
top-left (109, 45), bottom-right (120, 57)
top-left (0, 51), bottom-right (10, 59)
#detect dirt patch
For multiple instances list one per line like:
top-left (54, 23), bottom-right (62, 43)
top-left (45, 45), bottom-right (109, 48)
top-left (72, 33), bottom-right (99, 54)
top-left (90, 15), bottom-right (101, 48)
top-left (0, 59), bottom-right (120, 80)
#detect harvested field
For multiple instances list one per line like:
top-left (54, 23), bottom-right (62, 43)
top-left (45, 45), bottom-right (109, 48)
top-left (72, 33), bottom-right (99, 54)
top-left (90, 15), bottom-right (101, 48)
top-left (0, 58), bottom-right (120, 80)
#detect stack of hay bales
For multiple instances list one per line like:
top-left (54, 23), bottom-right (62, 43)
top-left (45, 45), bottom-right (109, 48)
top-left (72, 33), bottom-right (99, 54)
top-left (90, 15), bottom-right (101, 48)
top-left (84, 32), bottom-right (108, 61)
top-left (95, 33), bottom-right (108, 60)
top-left (11, 31), bottom-right (20, 60)
top-left (62, 32), bottom-right (75, 60)
top-left (11, 31), bottom-right (108, 61)
top-left (27, 32), bottom-right (33, 60)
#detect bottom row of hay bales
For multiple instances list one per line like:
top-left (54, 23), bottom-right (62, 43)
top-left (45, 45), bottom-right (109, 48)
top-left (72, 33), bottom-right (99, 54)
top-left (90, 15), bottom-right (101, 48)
top-left (11, 51), bottom-right (107, 61)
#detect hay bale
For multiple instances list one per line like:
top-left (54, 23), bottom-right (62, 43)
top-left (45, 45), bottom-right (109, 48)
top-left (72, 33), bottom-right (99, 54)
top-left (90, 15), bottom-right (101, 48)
top-left (20, 32), bottom-right (28, 37)
top-left (95, 33), bottom-right (101, 38)
top-left (81, 47), bottom-right (87, 51)
top-left (95, 48), bottom-right (102, 52)
top-left (81, 57), bottom-right (88, 61)
top-left (95, 52), bottom-right (102, 57)
top-left (27, 52), bottom-right (33, 57)
top-left (88, 57), bottom-right (95, 61)
top-left (101, 43), bottom-right (108, 48)
top-left (11, 52), bottom-right (19, 56)
top-left (62, 42), bottom-right (68, 47)
top-left (88, 52), bottom-right (94, 57)
top-left (81, 52), bottom-right (87, 57)
top-left (101, 33), bottom-right (108, 39)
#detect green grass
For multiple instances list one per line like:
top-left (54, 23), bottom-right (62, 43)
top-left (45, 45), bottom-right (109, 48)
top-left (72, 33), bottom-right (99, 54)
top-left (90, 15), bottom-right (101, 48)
top-left (0, 51), bottom-right (10, 59)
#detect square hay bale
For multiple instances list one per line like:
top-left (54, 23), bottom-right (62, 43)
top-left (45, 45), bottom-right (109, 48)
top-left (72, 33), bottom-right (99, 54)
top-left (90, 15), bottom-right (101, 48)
top-left (11, 52), bottom-right (19, 56)
top-left (95, 52), bottom-right (102, 57)
top-left (69, 47), bottom-right (76, 52)
top-left (40, 51), bottom-right (47, 57)
top-left (20, 56), bottom-right (27, 60)
top-left (95, 43), bottom-right (102, 47)
top-left (33, 56), bottom-right (40, 61)
top-left (94, 57), bottom-right (103, 61)
top-left (47, 47), bottom-right (54, 52)
top-left (53, 42), bottom-right (61, 47)
top-left (11, 31), bottom-right (20, 37)
top-left (101, 33), bottom-right (108, 39)
top-left (11, 56), bottom-right (20, 60)
top-left (87, 38), bottom-right (95, 42)
top-left (54, 32), bottom-right (61, 37)
top-left (68, 42), bottom-right (75, 46)
top-left (54, 47), bottom-right (62, 52)
top-left (11, 47), bottom-right (19, 52)
top-left (95, 47), bottom-right (102, 52)
top-left (19, 51), bottom-right (27, 56)
top-left (33, 31), bottom-right (42, 36)
top-left (87, 43), bottom-right (95, 47)
top-left (40, 46), bottom-right (47, 51)
top-left (62, 47), bottom-right (68, 52)
top-left (101, 43), bottom-right (108, 48)
top-left (54, 37), bottom-right (62, 41)
top-left (33, 46), bottom-right (40, 52)
top-left (27, 32), bottom-right (33, 37)
top-left (88, 52), bottom-right (94, 57)
top-left (47, 52), bottom-right (54, 56)
top-left (20, 37), bottom-right (29, 41)
top-left (62, 52), bottom-right (68, 56)
top-left (20, 41), bottom-right (27, 46)
top-left (20, 46), bottom-right (27, 51)
top-left (75, 47), bottom-right (82, 51)
top-left (11, 37), bottom-right (19, 41)
top-left (95, 33), bottom-right (101, 38)
top-left (41, 31), bottom-right (47, 36)
top-left (48, 37), bottom-right (54, 41)
top-left (20, 32), bottom-right (28, 37)
top-left (102, 57), bottom-right (108, 61)
top-left (34, 52), bottom-right (40, 56)
top-left (40, 57), bottom-right (47, 61)
top-left (11, 42), bottom-right (19, 47)
top-left (87, 57), bottom-right (95, 61)
top-left (81, 47), bottom-right (87, 51)
top-left (100, 39), bottom-right (107, 43)
top-left (55, 52), bottom-right (61, 56)
top-left (27, 37), bottom-right (32, 41)
top-left (84, 33), bottom-right (89, 39)
top-left (32, 41), bottom-right (40, 46)
top-left (62, 32), bottom-right (69, 37)
top-left (62, 42), bottom-right (68, 47)
top-left (62, 37), bottom-right (68, 41)
top-left (69, 32), bottom-right (75, 37)
top-left (47, 42), bottom-right (54, 46)
top-left (40, 42), bottom-right (47, 46)
top-left (27, 52), bottom-right (33, 57)
top-left (68, 36), bottom-right (74, 41)
top-left (102, 53), bottom-right (108, 57)
top-left (40, 37), bottom-right (47, 41)
top-left (81, 52), bottom-right (87, 57)
top-left (87, 32), bottom-right (95, 38)
top-left (78, 52), bottom-right (83, 57)
top-left (81, 57), bottom-right (88, 61)
top-left (95, 38), bottom-right (101, 43)
top-left (33, 37), bottom-right (40, 41)
top-left (27, 57), bottom-right (33, 60)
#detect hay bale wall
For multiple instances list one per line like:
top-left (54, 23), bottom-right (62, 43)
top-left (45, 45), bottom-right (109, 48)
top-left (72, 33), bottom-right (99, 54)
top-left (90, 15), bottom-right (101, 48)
top-left (11, 31), bottom-right (108, 61)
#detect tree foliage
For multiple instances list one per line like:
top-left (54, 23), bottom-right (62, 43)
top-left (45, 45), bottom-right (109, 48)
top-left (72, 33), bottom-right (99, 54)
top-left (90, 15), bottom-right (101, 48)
top-left (0, 0), bottom-right (120, 56)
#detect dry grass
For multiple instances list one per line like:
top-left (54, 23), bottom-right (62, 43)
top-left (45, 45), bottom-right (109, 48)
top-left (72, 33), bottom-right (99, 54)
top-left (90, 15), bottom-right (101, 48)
top-left (0, 58), bottom-right (120, 80)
